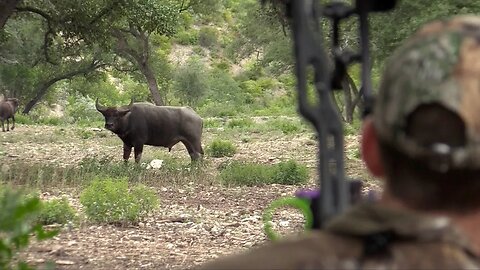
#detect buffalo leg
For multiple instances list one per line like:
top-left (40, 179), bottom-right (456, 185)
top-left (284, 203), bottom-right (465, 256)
top-left (5, 119), bottom-right (9, 131)
top-left (182, 140), bottom-right (201, 161)
top-left (1, 120), bottom-right (4, 132)
top-left (10, 116), bottom-right (14, 130)
top-left (123, 144), bottom-right (132, 161)
top-left (134, 144), bottom-right (144, 163)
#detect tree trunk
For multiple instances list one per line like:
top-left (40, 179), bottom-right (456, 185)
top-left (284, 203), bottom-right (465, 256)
top-left (113, 28), bottom-right (165, 106)
top-left (138, 61), bottom-right (164, 106)
top-left (23, 62), bottom-right (102, 114)
top-left (342, 73), bottom-right (362, 123)
top-left (23, 81), bottom-right (55, 114)
top-left (0, 0), bottom-right (20, 29)
top-left (342, 77), bottom-right (354, 123)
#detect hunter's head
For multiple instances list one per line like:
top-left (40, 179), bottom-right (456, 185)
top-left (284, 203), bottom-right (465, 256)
top-left (362, 15), bottom-right (480, 212)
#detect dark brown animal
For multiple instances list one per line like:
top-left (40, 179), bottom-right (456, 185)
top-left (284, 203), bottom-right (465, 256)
top-left (95, 99), bottom-right (204, 163)
top-left (0, 98), bottom-right (19, 132)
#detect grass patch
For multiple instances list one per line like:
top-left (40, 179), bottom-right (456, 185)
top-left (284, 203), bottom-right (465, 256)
top-left (264, 118), bottom-right (302, 135)
top-left (227, 118), bottom-right (254, 129)
top-left (0, 155), bottom-right (212, 188)
top-left (203, 118), bottom-right (224, 129)
top-left (219, 160), bottom-right (308, 186)
top-left (0, 185), bottom-right (57, 269)
top-left (206, 139), bottom-right (236, 157)
top-left (80, 177), bottom-right (159, 225)
top-left (37, 198), bottom-right (77, 225)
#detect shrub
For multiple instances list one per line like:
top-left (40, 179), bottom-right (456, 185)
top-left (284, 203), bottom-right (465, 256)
top-left (80, 177), bottom-right (158, 225)
top-left (271, 160), bottom-right (309, 185)
top-left (14, 114), bottom-right (34, 125)
top-left (219, 160), bottom-right (309, 186)
top-left (227, 118), bottom-right (254, 129)
top-left (203, 118), bottom-right (224, 128)
top-left (206, 139), bottom-right (236, 158)
top-left (175, 30), bottom-right (198, 45)
top-left (266, 118), bottom-right (302, 134)
top-left (219, 161), bottom-right (273, 186)
top-left (65, 94), bottom-right (103, 124)
top-left (0, 186), bottom-right (57, 269)
top-left (197, 102), bottom-right (238, 117)
top-left (173, 57), bottom-right (209, 107)
top-left (198, 27), bottom-right (218, 48)
top-left (37, 198), bottom-right (77, 225)
top-left (76, 129), bottom-right (95, 139)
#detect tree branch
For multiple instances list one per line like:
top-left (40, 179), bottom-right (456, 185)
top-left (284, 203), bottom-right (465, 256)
top-left (0, 0), bottom-right (21, 29)
top-left (15, 6), bottom-right (53, 21)
top-left (178, 0), bottom-right (194, 13)
top-left (89, 2), bottom-right (118, 25)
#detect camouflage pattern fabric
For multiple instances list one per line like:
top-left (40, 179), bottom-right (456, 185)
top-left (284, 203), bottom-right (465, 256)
top-left (197, 203), bottom-right (479, 269)
top-left (374, 16), bottom-right (480, 170)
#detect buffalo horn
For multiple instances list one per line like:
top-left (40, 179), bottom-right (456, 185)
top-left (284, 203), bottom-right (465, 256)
top-left (95, 98), bottom-right (107, 112)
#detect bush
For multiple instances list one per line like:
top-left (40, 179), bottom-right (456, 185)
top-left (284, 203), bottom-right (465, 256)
top-left (198, 27), bottom-right (218, 48)
top-left (266, 118), bottom-right (302, 134)
top-left (0, 186), bottom-right (57, 269)
top-left (220, 161), bottom-right (273, 186)
top-left (14, 113), bottom-right (34, 125)
top-left (173, 57), bottom-right (209, 107)
top-left (65, 94), bottom-right (103, 124)
top-left (37, 198), bottom-right (77, 225)
top-left (227, 118), bottom-right (254, 129)
top-left (203, 118), bottom-right (224, 128)
top-left (271, 160), bottom-right (309, 185)
top-left (206, 139), bottom-right (236, 158)
top-left (220, 160), bottom-right (309, 186)
top-left (80, 178), bottom-right (158, 225)
top-left (175, 30), bottom-right (199, 45)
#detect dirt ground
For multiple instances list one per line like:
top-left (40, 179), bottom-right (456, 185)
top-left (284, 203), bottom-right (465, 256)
top-left (0, 123), bottom-right (380, 269)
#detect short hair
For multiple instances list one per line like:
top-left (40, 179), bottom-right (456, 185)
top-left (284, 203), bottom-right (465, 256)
top-left (379, 103), bottom-right (480, 212)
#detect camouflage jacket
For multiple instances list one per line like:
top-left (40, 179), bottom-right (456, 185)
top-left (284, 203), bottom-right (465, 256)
top-left (198, 203), bottom-right (479, 269)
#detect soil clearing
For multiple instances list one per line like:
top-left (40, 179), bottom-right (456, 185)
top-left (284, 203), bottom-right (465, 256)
top-left (0, 123), bottom-right (380, 269)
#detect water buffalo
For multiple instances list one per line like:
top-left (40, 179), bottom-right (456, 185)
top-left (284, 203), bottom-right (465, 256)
top-left (95, 99), bottom-right (204, 163)
top-left (0, 97), bottom-right (19, 132)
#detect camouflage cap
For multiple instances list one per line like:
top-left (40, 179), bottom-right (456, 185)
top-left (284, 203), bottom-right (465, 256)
top-left (374, 16), bottom-right (480, 171)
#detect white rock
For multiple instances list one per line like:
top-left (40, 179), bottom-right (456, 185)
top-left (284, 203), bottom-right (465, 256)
top-left (146, 159), bottom-right (164, 169)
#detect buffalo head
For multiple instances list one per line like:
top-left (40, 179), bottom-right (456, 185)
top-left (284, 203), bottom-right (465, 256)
top-left (6, 98), bottom-right (19, 112)
top-left (95, 98), bottom-right (133, 134)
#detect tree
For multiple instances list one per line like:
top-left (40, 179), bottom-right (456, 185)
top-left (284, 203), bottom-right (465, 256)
top-left (0, 0), bottom-right (20, 29)
top-left (173, 57), bottom-right (208, 107)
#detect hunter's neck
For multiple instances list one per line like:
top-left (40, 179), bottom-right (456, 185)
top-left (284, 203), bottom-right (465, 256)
top-left (379, 192), bottom-right (480, 256)
top-left (449, 212), bottom-right (480, 256)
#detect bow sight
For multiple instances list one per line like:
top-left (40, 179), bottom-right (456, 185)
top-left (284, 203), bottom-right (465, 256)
top-left (262, 0), bottom-right (397, 234)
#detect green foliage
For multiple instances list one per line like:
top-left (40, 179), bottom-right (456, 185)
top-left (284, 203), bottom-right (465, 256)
top-left (175, 30), bottom-right (199, 45)
top-left (14, 114), bottom-right (35, 125)
top-left (0, 186), bottom-right (57, 269)
top-left (198, 27), bottom-right (219, 48)
top-left (173, 57), bottom-right (209, 107)
top-left (197, 102), bottom-right (239, 117)
top-left (344, 119), bottom-right (361, 136)
top-left (206, 139), bottom-right (237, 157)
top-left (220, 160), bottom-right (309, 186)
top-left (227, 118), bottom-right (254, 129)
top-left (265, 118), bottom-right (302, 134)
top-left (76, 129), bottom-right (95, 139)
top-left (220, 161), bottom-right (274, 186)
top-left (271, 160), bottom-right (309, 185)
top-left (37, 198), bottom-right (77, 225)
top-left (65, 94), bottom-right (104, 124)
top-left (203, 118), bottom-right (224, 128)
top-left (80, 178), bottom-right (159, 225)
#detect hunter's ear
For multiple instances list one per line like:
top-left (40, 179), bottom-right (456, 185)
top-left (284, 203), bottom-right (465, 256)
top-left (361, 117), bottom-right (385, 178)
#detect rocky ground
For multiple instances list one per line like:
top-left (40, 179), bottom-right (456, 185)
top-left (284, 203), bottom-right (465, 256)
top-left (0, 123), bottom-right (380, 269)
